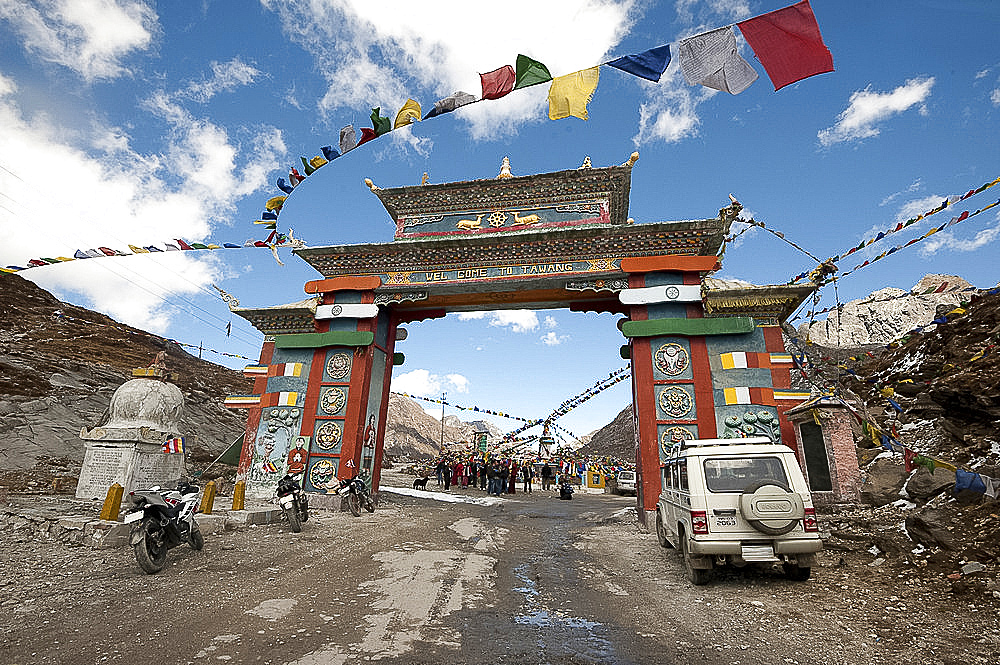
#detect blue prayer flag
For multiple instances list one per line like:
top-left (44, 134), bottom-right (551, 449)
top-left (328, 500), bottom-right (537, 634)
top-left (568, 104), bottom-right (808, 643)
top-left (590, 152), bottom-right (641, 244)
top-left (606, 44), bottom-right (672, 82)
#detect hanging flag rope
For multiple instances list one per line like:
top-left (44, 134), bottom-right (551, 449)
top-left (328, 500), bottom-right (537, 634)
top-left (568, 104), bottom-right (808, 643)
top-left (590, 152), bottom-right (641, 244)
top-left (788, 175), bottom-right (1000, 285)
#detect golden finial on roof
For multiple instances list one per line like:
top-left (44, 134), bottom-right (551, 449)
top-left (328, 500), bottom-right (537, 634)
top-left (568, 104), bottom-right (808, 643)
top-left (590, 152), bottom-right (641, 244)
top-left (497, 156), bottom-right (513, 179)
top-left (580, 156), bottom-right (592, 169)
top-left (364, 178), bottom-right (380, 192)
top-left (421, 172), bottom-right (429, 185)
top-left (622, 152), bottom-right (639, 168)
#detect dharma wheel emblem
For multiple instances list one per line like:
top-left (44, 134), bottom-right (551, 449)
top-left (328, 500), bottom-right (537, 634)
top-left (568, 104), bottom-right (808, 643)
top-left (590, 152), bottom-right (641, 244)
top-left (655, 343), bottom-right (689, 376)
top-left (315, 421), bottom-right (343, 450)
top-left (331, 304), bottom-right (343, 316)
top-left (658, 386), bottom-right (692, 418)
top-left (321, 387), bottom-right (346, 414)
top-left (665, 286), bottom-right (680, 300)
top-left (326, 353), bottom-right (351, 380)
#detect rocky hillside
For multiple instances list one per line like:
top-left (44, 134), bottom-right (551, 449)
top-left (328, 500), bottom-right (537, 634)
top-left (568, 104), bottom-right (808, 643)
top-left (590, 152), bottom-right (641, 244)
top-left (577, 405), bottom-right (633, 460)
top-left (382, 393), bottom-right (504, 460)
top-left (0, 271), bottom-right (252, 474)
top-left (796, 274), bottom-right (972, 346)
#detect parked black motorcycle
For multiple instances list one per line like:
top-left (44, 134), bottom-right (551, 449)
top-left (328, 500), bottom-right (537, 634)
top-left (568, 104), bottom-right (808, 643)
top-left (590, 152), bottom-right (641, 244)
top-left (124, 480), bottom-right (203, 574)
top-left (276, 471), bottom-right (309, 532)
top-left (337, 475), bottom-right (375, 517)
top-left (559, 481), bottom-right (575, 500)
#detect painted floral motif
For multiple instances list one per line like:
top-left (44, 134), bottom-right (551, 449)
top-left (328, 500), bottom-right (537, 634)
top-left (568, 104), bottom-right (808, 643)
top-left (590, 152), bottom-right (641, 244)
top-left (721, 409), bottom-right (780, 442)
top-left (660, 426), bottom-right (694, 456)
top-left (308, 458), bottom-right (340, 492)
top-left (655, 343), bottom-right (689, 376)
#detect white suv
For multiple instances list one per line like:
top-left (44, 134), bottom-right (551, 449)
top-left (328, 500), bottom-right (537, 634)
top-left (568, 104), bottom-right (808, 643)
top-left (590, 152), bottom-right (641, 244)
top-left (610, 470), bottom-right (636, 495)
top-left (655, 437), bottom-right (822, 585)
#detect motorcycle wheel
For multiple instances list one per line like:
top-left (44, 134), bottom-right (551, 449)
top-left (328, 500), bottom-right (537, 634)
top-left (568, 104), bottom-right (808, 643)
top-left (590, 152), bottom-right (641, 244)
top-left (284, 504), bottom-right (302, 532)
top-left (134, 521), bottom-right (167, 574)
top-left (298, 496), bottom-right (309, 523)
top-left (347, 491), bottom-right (362, 517)
top-left (363, 491), bottom-right (375, 513)
top-left (189, 524), bottom-right (205, 550)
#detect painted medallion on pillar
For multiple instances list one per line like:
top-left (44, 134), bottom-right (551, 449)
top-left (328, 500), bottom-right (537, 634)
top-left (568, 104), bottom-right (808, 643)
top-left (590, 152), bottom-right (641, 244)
top-left (658, 386), bottom-right (693, 419)
top-left (325, 352), bottom-right (352, 381)
top-left (320, 387), bottom-right (347, 415)
top-left (306, 457), bottom-right (340, 493)
top-left (314, 420), bottom-right (343, 452)
top-left (659, 426), bottom-right (695, 457)
top-left (654, 343), bottom-right (689, 376)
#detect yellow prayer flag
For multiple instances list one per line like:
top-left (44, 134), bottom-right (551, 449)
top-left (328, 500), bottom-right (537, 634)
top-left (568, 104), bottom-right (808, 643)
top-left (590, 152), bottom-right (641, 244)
top-left (394, 99), bottom-right (422, 129)
top-left (548, 67), bottom-right (600, 121)
top-left (128, 245), bottom-right (150, 254)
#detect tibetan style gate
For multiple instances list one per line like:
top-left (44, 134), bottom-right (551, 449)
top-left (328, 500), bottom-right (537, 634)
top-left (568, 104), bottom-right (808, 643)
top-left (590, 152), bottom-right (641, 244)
top-left (228, 155), bottom-right (814, 524)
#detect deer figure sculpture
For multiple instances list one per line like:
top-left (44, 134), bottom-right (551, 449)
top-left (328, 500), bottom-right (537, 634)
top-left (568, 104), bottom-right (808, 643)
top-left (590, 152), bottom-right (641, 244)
top-left (511, 211), bottom-right (540, 225)
top-left (455, 214), bottom-right (484, 230)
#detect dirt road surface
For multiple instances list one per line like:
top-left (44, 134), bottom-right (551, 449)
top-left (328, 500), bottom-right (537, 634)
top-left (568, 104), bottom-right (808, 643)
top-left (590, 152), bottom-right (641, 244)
top-left (2, 470), bottom-right (997, 665)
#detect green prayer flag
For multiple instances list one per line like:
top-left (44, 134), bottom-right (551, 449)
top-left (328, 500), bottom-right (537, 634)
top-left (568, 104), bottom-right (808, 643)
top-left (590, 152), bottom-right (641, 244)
top-left (370, 107), bottom-right (392, 136)
top-left (514, 54), bottom-right (552, 89)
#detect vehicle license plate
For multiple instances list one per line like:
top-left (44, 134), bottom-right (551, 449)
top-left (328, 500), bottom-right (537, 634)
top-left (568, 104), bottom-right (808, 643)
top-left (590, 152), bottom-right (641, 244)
top-left (715, 516), bottom-right (737, 527)
top-left (123, 511), bottom-right (143, 524)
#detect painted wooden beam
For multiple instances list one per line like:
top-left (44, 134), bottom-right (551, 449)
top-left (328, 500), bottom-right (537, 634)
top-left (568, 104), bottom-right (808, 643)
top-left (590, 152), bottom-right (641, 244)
top-left (619, 284), bottom-right (702, 305)
top-left (274, 331), bottom-right (375, 348)
top-left (620, 256), bottom-right (720, 274)
top-left (621, 317), bottom-right (754, 338)
top-left (303, 275), bottom-right (382, 294)
top-left (315, 303), bottom-right (380, 320)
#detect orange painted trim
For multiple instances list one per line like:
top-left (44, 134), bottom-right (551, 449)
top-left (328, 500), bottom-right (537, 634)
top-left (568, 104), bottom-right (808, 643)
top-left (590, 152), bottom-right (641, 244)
top-left (688, 336), bottom-right (717, 438)
top-left (620, 255), bottom-right (720, 274)
top-left (304, 275), bottom-right (382, 294)
top-left (238, 339), bottom-right (275, 477)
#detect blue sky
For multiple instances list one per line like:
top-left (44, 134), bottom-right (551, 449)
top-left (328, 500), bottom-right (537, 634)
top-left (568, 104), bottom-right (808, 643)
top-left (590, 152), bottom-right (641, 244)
top-left (1, 1), bottom-right (998, 442)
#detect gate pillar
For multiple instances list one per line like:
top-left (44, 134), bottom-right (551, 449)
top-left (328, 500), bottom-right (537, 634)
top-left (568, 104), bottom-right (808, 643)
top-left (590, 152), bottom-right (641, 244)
top-left (621, 256), bottom-right (721, 526)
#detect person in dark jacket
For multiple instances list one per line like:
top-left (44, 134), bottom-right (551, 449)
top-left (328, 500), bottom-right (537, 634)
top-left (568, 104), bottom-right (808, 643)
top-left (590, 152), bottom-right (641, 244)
top-left (521, 464), bottom-right (534, 493)
top-left (541, 462), bottom-right (553, 491)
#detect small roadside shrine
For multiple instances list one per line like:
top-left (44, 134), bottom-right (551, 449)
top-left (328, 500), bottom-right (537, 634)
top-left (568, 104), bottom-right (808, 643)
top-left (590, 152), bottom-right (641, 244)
top-left (227, 155), bottom-right (818, 523)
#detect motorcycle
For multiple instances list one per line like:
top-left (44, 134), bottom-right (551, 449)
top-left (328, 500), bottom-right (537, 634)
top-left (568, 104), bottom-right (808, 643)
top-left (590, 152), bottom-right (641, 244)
top-left (124, 480), bottom-right (203, 574)
top-left (336, 475), bottom-right (375, 517)
top-left (559, 481), bottom-right (575, 500)
top-left (276, 471), bottom-right (309, 532)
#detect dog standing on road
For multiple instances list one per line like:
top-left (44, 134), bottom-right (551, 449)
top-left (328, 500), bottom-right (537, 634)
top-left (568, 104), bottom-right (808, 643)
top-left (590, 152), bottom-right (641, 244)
top-left (412, 476), bottom-right (429, 490)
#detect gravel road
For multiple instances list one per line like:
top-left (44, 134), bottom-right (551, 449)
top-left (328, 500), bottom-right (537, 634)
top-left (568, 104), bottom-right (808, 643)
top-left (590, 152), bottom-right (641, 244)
top-left (1, 470), bottom-right (997, 665)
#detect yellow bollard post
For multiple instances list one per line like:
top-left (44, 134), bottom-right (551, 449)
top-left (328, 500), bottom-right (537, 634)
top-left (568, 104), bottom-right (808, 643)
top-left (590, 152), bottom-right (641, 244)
top-left (232, 480), bottom-right (246, 511)
top-left (99, 483), bottom-right (124, 521)
top-left (199, 480), bottom-right (216, 515)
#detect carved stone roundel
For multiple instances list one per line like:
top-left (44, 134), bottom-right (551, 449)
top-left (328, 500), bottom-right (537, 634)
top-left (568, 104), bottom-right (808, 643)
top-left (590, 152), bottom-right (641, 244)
top-left (326, 353), bottom-right (351, 380)
top-left (315, 421), bottom-right (343, 450)
top-left (655, 343), bottom-right (689, 376)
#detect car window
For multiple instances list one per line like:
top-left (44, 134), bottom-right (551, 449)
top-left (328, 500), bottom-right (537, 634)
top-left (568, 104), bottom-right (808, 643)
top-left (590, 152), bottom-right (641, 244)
top-left (703, 456), bottom-right (788, 493)
top-left (679, 461), bottom-right (689, 491)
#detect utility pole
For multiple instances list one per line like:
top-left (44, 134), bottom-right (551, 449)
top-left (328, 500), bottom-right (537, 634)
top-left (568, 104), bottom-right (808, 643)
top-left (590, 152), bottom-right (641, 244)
top-left (440, 391), bottom-right (446, 450)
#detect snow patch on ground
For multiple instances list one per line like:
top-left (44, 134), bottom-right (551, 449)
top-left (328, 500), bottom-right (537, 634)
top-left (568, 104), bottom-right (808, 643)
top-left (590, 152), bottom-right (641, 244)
top-left (381, 485), bottom-right (504, 506)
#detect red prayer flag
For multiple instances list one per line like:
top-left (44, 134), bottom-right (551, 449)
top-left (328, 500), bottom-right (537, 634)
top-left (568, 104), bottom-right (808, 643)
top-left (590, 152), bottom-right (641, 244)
top-left (357, 127), bottom-right (377, 146)
top-left (737, 0), bottom-right (834, 91)
top-left (480, 65), bottom-right (516, 100)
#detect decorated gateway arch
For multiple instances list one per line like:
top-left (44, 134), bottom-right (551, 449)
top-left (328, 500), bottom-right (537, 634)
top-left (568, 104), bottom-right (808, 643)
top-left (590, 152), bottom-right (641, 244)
top-left (226, 155), bottom-right (816, 524)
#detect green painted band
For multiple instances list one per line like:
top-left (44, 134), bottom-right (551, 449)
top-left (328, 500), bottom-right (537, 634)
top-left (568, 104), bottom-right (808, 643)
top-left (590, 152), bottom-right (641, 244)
top-left (621, 317), bottom-right (754, 338)
top-left (274, 331), bottom-right (375, 348)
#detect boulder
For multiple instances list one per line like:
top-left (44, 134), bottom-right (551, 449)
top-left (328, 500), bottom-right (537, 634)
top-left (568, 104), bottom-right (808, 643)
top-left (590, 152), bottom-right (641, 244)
top-left (905, 467), bottom-right (954, 500)
top-left (859, 457), bottom-right (908, 506)
top-left (905, 508), bottom-right (955, 550)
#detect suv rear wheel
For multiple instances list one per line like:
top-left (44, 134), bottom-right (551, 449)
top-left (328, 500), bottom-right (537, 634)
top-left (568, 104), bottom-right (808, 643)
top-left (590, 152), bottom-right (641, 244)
top-left (783, 562), bottom-right (811, 581)
top-left (680, 528), bottom-right (712, 585)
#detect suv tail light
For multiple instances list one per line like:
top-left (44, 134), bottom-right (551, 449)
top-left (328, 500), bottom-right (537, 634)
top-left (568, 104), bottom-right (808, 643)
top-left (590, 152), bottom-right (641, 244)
top-left (803, 507), bottom-right (818, 532)
top-left (691, 510), bottom-right (709, 534)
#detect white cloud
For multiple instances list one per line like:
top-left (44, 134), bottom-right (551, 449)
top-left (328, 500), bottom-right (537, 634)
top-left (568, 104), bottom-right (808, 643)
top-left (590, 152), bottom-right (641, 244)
top-left (182, 58), bottom-right (263, 103)
top-left (540, 331), bottom-right (568, 346)
top-left (262, 0), bottom-right (637, 140)
top-left (543, 315), bottom-right (557, 329)
top-left (817, 77), bottom-right (935, 147)
top-left (0, 67), bottom-right (285, 332)
top-left (919, 221), bottom-right (1000, 256)
top-left (456, 309), bottom-right (539, 333)
top-left (991, 87), bottom-right (1000, 107)
top-left (392, 368), bottom-right (469, 397)
top-left (0, 0), bottom-right (157, 82)
top-left (0, 72), bottom-right (16, 97)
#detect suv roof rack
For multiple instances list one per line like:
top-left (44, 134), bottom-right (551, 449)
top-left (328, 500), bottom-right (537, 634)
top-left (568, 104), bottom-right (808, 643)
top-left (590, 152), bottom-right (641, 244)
top-left (665, 437), bottom-right (773, 452)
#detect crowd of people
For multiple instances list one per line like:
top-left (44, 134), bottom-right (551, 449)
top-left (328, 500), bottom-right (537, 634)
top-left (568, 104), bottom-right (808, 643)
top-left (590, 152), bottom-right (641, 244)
top-left (421, 452), bottom-right (634, 497)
